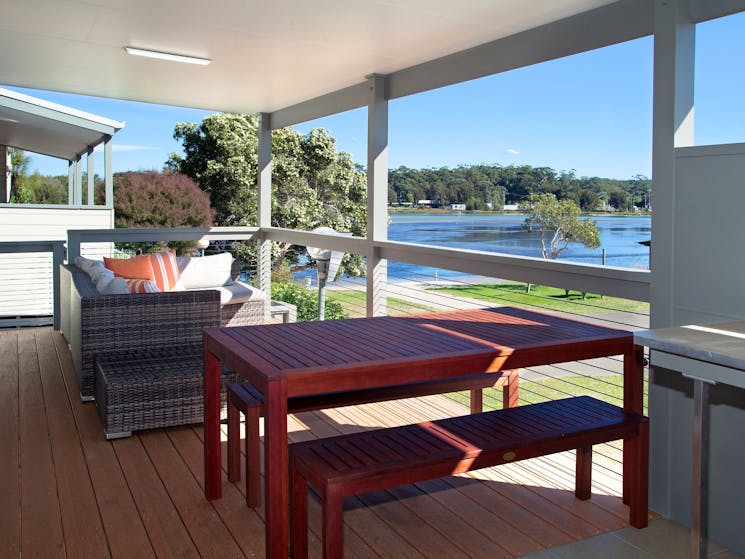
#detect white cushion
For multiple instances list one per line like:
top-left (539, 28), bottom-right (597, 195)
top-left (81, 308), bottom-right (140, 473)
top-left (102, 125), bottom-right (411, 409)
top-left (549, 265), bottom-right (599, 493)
top-left (191, 281), bottom-right (267, 305)
top-left (75, 255), bottom-right (105, 278)
top-left (96, 269), bottom-right (131, 294)
top-left (75, 256), bottom-right (134, 294)
top-left (176, 253), bottom-right (234, 289)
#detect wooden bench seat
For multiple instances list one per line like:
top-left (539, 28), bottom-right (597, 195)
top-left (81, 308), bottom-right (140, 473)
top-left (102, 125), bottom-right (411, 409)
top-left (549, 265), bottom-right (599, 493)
top-left (289, 395), bottom-right (648, 559)
top-left (227, 370), bottom-right (519, 506)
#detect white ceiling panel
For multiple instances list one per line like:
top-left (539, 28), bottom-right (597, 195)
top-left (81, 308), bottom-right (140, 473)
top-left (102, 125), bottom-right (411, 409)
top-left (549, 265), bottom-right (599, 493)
top-left (0, 0), bottom-right (619, 113)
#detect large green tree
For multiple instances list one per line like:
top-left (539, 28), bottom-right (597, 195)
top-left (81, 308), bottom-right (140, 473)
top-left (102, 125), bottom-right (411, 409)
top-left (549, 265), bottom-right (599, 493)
top-left (521, 193), bottom-right (600, 259)
top-left (167, 114), bottom-right (366, 275)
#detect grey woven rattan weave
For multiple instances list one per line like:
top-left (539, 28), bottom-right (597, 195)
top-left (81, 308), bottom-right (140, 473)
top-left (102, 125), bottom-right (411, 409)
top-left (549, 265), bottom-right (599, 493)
top-left (221, 300), bottom-right (264, 327)
top-left (61, 264), bottom-right (265, 399)
top-left (94, 345), bottom-right (236, 438)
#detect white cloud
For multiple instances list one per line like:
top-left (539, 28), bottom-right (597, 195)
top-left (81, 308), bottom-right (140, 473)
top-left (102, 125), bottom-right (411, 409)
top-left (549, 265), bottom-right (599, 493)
top-left (506, 148), bottom-right (520, 155)
top-left (93, 144), bottom-right (155, 152)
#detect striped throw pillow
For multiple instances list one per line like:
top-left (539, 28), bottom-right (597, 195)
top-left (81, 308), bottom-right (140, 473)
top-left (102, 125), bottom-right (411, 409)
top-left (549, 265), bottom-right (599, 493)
top-left (124, 278), bottom-right (160, 293)
top-left (148, 251), bottom-right (182, 292)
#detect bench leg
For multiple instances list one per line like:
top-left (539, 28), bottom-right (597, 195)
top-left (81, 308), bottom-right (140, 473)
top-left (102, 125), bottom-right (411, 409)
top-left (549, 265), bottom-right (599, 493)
top-left (291, 467), bottom-right (309, 559)
top-left (627, 420), bottom-right (649, 528)
top-left (575, 445), bottom-right (593, 500)
top-left (227, 398), bottom-right (241, 482)
top-left (246, 405), bottom-right (261, 508)
top-left (470, 388), bottom-right (483, 413)
top-left (323, 486), bottom-right (344, 559)
top-left (471, 370), bottom-right (520, 413)
top-left (503, 369), bottom-right (520, 408)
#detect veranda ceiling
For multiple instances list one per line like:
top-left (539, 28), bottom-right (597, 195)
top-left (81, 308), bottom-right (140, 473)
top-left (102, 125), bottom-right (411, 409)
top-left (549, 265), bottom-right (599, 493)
top-left (0, 0), bottom-right (620, 114)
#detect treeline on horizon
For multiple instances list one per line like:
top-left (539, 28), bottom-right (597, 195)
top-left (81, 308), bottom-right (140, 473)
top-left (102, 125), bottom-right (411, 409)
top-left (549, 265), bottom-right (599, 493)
top-left (12, 162), bottom-right (651, 214)
top-left (388, 164), bottom-right (651, 212)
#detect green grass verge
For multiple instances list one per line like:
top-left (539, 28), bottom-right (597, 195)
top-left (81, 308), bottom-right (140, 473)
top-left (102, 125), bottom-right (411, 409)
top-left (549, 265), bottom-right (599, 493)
top-left (429, 282), bottom-right (648, 314)
top-left (446, 373), bottom-right (648, 412)
top-left (327, 290), bottom-right (437, 317)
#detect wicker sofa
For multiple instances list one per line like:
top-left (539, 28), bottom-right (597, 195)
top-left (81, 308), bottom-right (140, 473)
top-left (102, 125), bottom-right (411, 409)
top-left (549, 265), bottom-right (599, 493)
top-left (60, 262), bottom-right (267, 401)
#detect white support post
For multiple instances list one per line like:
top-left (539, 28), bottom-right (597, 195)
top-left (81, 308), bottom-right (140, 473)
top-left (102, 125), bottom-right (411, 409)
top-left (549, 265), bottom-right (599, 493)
top-left (366, 74), bottom-right (389, 317)
top-left (650, 0), bottom-right (695, 329)
top-left (66, 230), bottom-right (82, 264)
top-left (257, 113), bottom-right (273, 315)
top-left (74, 158), bottom-right (83, 205)
top-left (68, 160), bottom-right (74, 205)
top-left (87, 148), bottom-right (95, 205)
top-left (2, 145), bottom-right (10, 203)
top-left (52, 241), bottom-right (64, 330)
top-left (104, 137), bottom-right (113, 207)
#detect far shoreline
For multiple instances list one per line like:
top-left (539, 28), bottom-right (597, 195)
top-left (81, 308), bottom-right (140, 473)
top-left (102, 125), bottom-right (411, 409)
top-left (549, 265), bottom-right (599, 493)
top-left (388, 208), bottom-right (652, 217)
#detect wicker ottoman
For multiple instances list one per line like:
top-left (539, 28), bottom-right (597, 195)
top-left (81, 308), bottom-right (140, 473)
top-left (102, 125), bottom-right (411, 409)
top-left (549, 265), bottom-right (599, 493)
top-left (94, 345), bottom-right (236, 439)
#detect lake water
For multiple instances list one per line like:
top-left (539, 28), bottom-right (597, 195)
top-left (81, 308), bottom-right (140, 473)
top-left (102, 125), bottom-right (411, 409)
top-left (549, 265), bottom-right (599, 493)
top-left (386, 213), bottom-right (650, 282)
top-left (295, 213), bottom-right (651, 283)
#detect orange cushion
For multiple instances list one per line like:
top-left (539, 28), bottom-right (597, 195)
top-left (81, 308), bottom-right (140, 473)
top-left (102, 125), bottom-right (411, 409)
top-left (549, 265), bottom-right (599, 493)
top-left (148, 251), bottom-right (181, 292)
top-left (104, 254), bottom-right (155, 281)
top-left (124, 278), bottom-right (160, 293)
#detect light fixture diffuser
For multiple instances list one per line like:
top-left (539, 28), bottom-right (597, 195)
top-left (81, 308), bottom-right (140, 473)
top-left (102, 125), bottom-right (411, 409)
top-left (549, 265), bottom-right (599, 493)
top-left (124, 46), bottom-right (211, 66)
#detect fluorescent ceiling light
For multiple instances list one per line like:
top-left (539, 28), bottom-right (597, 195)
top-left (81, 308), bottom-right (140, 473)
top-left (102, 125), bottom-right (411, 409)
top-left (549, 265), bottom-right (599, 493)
top-left (124, 46), bottom-right (211, 66)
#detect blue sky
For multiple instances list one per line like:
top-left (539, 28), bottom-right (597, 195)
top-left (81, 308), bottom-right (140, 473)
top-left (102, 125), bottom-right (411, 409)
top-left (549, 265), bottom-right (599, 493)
top-left (10, 11), bottom-right (745, 181)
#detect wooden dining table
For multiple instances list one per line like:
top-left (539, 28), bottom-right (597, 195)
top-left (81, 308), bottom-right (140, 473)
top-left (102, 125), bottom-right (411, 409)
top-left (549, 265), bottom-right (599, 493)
top-left (203, 306), bottom-right (644, 559)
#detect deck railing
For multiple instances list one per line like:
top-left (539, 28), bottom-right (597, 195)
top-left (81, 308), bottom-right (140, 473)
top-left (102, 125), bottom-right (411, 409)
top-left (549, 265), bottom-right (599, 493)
top-left (7, 225), bottom-right (650, 329)
top-left (0, 240), bottom-right (65, 328)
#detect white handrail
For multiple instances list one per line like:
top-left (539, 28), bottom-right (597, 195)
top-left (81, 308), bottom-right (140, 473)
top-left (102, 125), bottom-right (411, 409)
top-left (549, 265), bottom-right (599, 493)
top-left (66, 226), bottom-right (260, 262)
top-left (64, 225), bottom-right (650, 303)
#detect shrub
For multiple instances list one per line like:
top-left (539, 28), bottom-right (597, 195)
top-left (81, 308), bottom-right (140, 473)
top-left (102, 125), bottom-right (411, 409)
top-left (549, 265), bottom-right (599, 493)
top-left (271, 282), bottom-right (347, 322)
top-left (113, 170), bottom-right (214, 254)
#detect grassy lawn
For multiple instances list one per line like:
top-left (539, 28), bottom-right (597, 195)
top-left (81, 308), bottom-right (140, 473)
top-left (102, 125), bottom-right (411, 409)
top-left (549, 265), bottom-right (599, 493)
top-left (429, 282), bottom-right (648, 314)
top-left (327, 289), bottom-right (436, 318)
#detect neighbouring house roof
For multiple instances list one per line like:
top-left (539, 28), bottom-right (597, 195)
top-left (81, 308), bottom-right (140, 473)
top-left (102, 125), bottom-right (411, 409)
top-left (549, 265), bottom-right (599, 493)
top-left (0, 88), bottom-right (124, 161)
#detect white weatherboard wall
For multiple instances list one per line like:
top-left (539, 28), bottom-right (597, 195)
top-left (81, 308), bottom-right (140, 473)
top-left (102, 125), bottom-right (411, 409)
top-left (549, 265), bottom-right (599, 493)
top-left (649, 143), bottom-right (745, 553)
top-left (0, 205), bottom-right (112, 318)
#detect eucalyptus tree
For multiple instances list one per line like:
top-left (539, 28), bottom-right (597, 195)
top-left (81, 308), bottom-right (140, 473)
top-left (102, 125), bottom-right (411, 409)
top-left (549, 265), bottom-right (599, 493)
top-left (521, 193), bottom-right (600, 260)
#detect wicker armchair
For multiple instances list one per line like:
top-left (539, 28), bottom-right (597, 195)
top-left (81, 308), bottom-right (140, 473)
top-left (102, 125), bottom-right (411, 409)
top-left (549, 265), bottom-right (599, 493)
top-left (60, 263), bottom-right (266, 400)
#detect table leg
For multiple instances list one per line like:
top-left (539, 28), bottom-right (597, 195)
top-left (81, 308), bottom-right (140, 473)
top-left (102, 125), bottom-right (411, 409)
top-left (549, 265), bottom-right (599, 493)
top-left (623, 345), bottom-right (645, 505)
top-left (203, 345), bottom-right (222, 500)
top-left (264, 380), bottom-right (289, 559)
top-left (690, 378), bottom-right (712, 559)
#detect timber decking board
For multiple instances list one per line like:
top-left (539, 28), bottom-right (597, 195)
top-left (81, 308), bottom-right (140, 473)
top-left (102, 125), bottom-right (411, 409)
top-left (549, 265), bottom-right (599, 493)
top-left (36, 330), bottom-right (110, 558)
top-left (52, 329), bottom-right (158, 559)
top-left (138, 430), bottom-right (245, 559)
top-left (112, 434), bottom-right (201, 559)
top-left (8, 327), bottom-right (648, 559)
top-left (0, 331), bottom-right (21, 558)
top-left (18, 330), bottom-right (66, 558)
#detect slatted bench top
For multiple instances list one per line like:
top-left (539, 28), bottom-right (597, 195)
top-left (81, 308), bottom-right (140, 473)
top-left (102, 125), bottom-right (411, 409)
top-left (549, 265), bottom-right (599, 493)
top-left (291, 396), bottom-right (645, 488)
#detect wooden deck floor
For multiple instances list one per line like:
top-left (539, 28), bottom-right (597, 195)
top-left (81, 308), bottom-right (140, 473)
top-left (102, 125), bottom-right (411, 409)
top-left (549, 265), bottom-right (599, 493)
top-left (1, 327), bottom-right (645, 558)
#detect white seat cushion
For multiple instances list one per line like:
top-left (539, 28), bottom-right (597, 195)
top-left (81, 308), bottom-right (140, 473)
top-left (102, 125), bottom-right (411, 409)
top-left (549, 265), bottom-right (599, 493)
top-left (190, 281), bottom-right (267, 305)
top-left (176, 253), bottom-right (234, 289)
